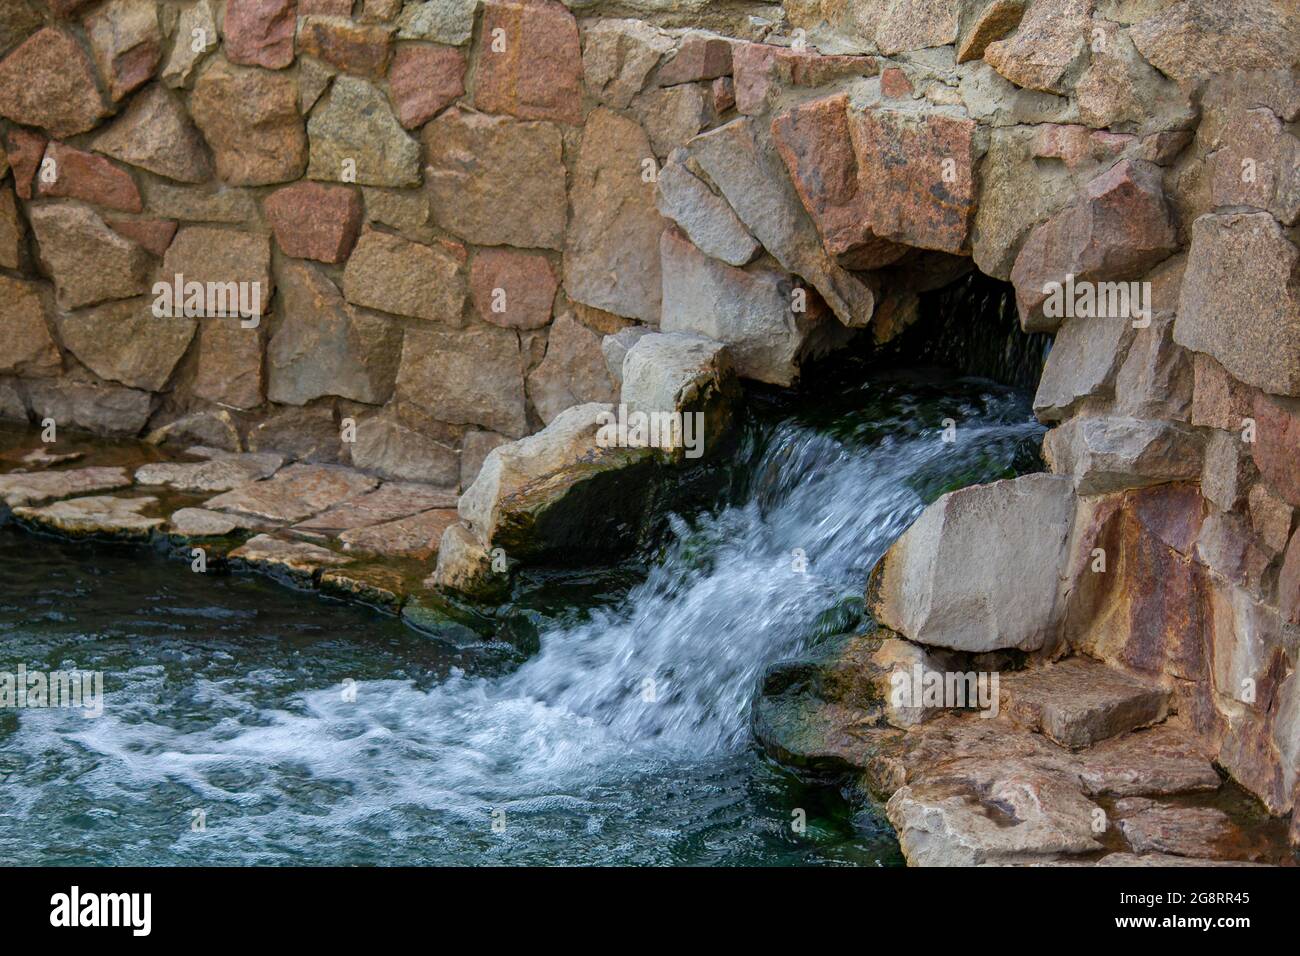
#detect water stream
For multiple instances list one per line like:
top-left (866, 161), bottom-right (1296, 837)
top-left (0, 367), bottom-right (1043, 865)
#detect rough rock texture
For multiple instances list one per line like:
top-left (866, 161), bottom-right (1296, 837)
top-left (470, 249), bottom-right (558, 330)
top-left (869, 475), bottom-right (1075, 652)
top-left (395, 325), bottom-right (528, 438)
top-left (25, 382), bottom-right (152, 436)
top-left (1012, 160), bottom-right (1178, 331)
top-left (1043, 417), bottom-right (1203, 495)
top-left (206, 464), bottom-right (378, 523)
top-left (264, 183), bottom-right (363, 263)
top-left (388, 43), bottom-right (465, 128)
top-left (308, 75), bottom-right (421, 187)
top-left (0, 29), bottom-right (109, 137)
top-left (526, 313), bottom-right (618, 424)
top-left (1000, 657), bottom-right (1171, 749)
top-left (29, 205), bottom-right (152, 310)
top-left (582, 18), bottom-right (672, 109)
top-left (55, 299), bottom-right (196, 391)
top-left (0, 277), bottom-right (60, 378)
top-left (342, 228), bottom-right (465, 322)
top-left (687, 117), bottom-right (875, 328)
top-left (424, 108), bottom-right (567, 249)
top-left (1129, 0), bottom-right (1300, 84)
top-left (37, 143), bottom-right (142, 212)
top-left (474, 0), bottom-right (583, 125)
top-left (297, 16), bottom-right (393, 78)
top-left (4, 0), bottom-right (1299, 867)
top-left (772, 94), bottom-right (907, 269)
top-left (190, 57), bottom-right (307, 186)
top-left (229, 533), bottom-right (354, 582)
top-left (660, 227), bottom-right (821, 387)
top-left (161, 227), bottom-right (273, 316)
top-left (851, 107), bottom-right (979, 255)
top-left (0, 467), bottom-right (132, 509)
top-left (456, 402), bottom-right (657, 561)
top-left (564, 109), bottom-right (665, 324)
top-left (14, 495), bottom-right (164, 539)
top-left (91, 85), bottom-right (212, 184)
top-left (136, 453), bottom-right (282, 493)
top-left (268, 261), bottom-right (402, 406)
top-left (654, 157), bottom-right (759, 267)
top-left (1173, 213), bottom-right (1300, 398)
top-left (224, 0), bottom-right (296, 68)
top-left (347, 411), bottom-right (460, 485)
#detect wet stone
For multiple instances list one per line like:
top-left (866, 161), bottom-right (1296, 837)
top-left (228, 533), bottom-right (354, 584)
top-left (204, 464), bottom-right (379, 523)
top-left (168, 507), bottom-right (272, 538)
top-left (337, 507), bottom-right (459, 559)
top-left (134, 454), bottom-right (284, 493)
top-left (13, 494), bottom-right (164, 539)
top-left (0, 467), bottom-right (132, 509)
top-left (295, 482), bottom-right (458, 535)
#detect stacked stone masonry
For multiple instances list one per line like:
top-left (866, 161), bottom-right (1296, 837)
top-left (1, 0), bottom-right (1298, 864)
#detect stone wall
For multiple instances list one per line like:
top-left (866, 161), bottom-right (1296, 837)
top-left (2, 0), bottom-right (1299, 839)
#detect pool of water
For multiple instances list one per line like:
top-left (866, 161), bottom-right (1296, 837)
top-left (0, 369), bottom-right (1043, 865)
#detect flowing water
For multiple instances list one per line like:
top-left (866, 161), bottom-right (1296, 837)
top-left (0, 368), bottom-right (1044, 865)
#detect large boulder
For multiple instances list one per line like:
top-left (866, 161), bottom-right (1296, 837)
top-left (869, 474), bottom-right (1076, 653)
top-left (456, 402), bottom-right (658, 561)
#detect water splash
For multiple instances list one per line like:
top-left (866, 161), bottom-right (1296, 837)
top-left (0, 377), bottom-right (1042, 864)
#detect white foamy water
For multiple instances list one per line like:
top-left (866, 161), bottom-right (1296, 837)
top-left (0, 385), bottom-right (1041, 864)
